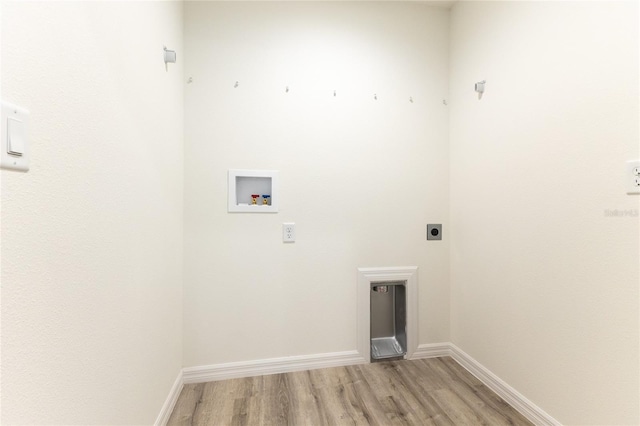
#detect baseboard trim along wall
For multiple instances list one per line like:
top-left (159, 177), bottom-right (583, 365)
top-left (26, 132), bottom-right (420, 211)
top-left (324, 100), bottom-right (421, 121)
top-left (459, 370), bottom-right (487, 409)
top-left (446, 344), bottom-right (562, 426)
top-left (409, 342), bottom-right (452, 359)
top-left (158, 344), bottom-right (560, 426)
top-left (411, 343), bottom-right (561, 426)
top-left (182, 350), bottom-right (367, 384)
top-left (155, 370), bottom-right (184, 426)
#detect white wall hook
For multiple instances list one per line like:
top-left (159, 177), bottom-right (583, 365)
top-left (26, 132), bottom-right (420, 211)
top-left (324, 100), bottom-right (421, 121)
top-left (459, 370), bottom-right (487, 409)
top-left (163, 46), bottom-right (176, 64)
top-left (475, 80), bottom-right (486, 99)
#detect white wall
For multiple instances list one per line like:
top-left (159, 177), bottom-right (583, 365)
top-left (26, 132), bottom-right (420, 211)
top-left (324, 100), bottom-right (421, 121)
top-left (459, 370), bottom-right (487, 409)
top-left (449, 1), bottom-right (639, 425)
top-left (183, 1), bottom-right (450, 366)
top-left (3, 2), bottom-right (637, 424)
top-left (0, 2), bottom-right (184, 424)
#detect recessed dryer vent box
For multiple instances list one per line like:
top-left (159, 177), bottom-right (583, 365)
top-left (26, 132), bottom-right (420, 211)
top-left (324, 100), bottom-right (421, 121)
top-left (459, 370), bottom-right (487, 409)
top-left (228, 169), bottom-right (279, 213)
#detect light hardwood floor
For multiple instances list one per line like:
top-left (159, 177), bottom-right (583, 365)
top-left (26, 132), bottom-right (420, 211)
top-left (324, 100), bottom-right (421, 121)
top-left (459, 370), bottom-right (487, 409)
top-left (167, 357), bottom-right (533, 425)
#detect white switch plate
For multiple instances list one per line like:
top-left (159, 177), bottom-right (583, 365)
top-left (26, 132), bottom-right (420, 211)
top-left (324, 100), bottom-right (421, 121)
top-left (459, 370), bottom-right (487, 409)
top-left (283, 223), bottom-right (295, 243)
top-left (1, 101), bottom-right (30, 172)
top-left (627, 160), bottom-right (640, 194)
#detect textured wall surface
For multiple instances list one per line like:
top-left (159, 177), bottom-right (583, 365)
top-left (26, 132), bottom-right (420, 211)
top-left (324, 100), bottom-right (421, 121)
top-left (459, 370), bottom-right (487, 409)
top-left (183, 1), bottom-right (450, 367)
top-left (1, 2), bottom-right (184, 424)
top-left (449, 1), bottom-right (639, 424)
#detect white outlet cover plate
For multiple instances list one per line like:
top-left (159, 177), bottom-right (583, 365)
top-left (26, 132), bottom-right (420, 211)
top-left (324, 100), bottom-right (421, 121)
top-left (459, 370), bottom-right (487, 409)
top-left (283, 222), bottom-right (295, 243)
top-left (627, 160), bottom-right (640, 194)
top-left (1, 101), bottom-right (30, 172)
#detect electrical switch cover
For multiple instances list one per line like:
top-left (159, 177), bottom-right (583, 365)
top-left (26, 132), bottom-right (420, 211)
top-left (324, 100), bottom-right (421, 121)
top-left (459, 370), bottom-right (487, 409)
top-left (7, 118), bottom-right (25, 155)
top-left (1, 101), bottom-right (30, 172)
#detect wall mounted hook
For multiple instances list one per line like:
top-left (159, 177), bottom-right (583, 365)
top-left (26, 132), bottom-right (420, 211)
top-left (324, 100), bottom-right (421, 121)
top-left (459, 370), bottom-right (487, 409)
top-left (475, 80), bottom-right (486, 99)
top-left (163, 46), bottom-right (176, 64)
top-left (234, 81), bottom-right (239, 88)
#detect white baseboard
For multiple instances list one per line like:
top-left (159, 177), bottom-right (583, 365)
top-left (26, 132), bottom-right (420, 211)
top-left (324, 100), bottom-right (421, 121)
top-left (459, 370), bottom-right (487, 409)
top-left (448, 343), bottom-right (561, 426)
top-left (409, 342), bottom-right (452, 359)
top-left (182, 350), bottom-right (367, 384)
top-left (154, 369), bottom-right (184, 426)
top-left (159, 344), bottom-right (560, 426)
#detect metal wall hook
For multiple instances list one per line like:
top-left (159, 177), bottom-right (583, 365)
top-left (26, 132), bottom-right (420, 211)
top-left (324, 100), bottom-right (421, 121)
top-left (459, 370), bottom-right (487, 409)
top-left (234, 81), bottom-right (239, 88)
top-left (333, 90), bottom-right (337, 97)
top-left (285, 86), bottom-right (289, 93)
top-left (374, 93), bottom-right (378, 100)
top-left (409, 97), bottom-right (414, 103)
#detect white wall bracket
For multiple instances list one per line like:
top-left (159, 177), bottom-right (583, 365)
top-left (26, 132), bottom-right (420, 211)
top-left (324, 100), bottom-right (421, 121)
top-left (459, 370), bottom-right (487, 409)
top-left (163, 46), bottom-right (176, 64)
top-left (475, 80), bottom-right (486, 99)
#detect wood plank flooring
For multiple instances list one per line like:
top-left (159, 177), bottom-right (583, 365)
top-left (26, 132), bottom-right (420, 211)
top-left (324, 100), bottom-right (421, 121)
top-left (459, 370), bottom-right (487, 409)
top-left (167, 357), bottom-right (533, 426)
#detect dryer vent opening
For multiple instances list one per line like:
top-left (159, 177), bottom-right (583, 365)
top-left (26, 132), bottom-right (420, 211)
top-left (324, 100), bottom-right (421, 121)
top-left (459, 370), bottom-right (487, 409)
top-left (370, 281), bottom-right (407, 361)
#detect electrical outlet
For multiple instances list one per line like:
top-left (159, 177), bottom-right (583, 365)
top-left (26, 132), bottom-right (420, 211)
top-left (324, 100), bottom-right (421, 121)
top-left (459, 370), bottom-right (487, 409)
top-left (283, 223), bottom-right (295, 243)
top-left (628, 160), bottom-right (640, 194)
top-left (427, 224), bottom-right (442, 240)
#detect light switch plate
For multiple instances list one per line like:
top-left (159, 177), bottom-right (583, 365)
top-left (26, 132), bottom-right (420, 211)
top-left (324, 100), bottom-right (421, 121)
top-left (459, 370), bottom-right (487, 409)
top-left (1, 101), bottom-right (30, 172)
